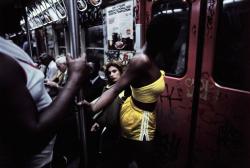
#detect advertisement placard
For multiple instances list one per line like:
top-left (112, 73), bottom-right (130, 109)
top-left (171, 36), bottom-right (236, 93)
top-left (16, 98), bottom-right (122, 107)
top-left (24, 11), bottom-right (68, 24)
top-left (104, 0), bottom-right (135, 64)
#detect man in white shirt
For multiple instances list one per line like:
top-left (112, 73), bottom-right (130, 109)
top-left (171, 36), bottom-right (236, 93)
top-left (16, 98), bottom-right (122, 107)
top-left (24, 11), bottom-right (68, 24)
top-left (39, 53), bottom-right (58, 81)
top-left (39, 53), bottom-right (59, 97)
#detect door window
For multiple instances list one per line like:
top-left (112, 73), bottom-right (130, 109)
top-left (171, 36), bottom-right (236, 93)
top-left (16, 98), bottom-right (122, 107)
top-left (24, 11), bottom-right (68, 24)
top-left (152, 0), bottom-right (190, 76)
top-left (213, 0), bottom-right (250, 91)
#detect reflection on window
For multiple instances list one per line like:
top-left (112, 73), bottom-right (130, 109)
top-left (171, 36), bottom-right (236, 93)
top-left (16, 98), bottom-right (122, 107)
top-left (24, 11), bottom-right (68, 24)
top-left (46, 25), bottom-right (55, 56)
top-left (152, 0), bottom-right (190, 76)
top-left (86, 25), bottom-right (104, 48)
top-left (213, 0), bottom-right (250, 91)
top-left (30, 30), bottom-right (38, 59)
top-left (86, 25), bottom-right (104, 67)
top-left (55, 27), bottom-right (66, 56)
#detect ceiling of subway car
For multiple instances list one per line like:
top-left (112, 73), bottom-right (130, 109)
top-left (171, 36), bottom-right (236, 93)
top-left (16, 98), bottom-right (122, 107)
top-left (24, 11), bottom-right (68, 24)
top-left (0, 0), bottom-right (32, 6)
top-left (19, 0), bottom-right (68, 30)
top-left (1, 0), bottom-right (122, 32)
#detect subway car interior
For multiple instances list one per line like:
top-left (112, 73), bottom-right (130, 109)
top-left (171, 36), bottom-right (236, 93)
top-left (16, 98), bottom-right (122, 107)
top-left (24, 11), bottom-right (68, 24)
top-left (0, 0), bottom-right (250, 168)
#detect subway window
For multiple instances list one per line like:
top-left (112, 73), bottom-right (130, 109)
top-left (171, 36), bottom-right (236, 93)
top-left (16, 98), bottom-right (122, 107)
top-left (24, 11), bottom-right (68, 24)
top-left (45, 25), bottom-right (55, 56)
top-left (151, 0), bottom-right (190, 76)
top-left (55, 26), bottom-right (66, 56)
top-left (213, 0), bottom-right (250, 91)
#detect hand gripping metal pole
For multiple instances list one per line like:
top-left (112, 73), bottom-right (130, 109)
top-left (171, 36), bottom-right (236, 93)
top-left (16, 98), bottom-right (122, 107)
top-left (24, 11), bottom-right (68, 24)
top-left (66, 0), bottom-right (88, 167)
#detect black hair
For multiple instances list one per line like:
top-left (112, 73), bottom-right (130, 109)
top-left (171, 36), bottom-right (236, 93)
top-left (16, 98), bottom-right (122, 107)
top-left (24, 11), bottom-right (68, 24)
top-left (146, 14), bottom-right (181, 57)
top-left (0, 3), bottom-right (24, 35)
top-left (105, 62), bottom-right (123, 76)
top-left (39, 53), bottom-right (53, 60)
top-left (38, 53), bottom-right (54, 65)
top-left (88, 56), bottom-right (101, 72)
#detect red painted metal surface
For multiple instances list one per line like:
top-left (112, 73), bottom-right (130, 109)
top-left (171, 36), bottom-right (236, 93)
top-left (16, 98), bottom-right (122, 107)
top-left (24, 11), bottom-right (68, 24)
top-left (145, 0), bottom-right (201, 167)
top-left (194, 0), bottom-right (250, 167)
top-left (143, 0), bottom-right (250, 167)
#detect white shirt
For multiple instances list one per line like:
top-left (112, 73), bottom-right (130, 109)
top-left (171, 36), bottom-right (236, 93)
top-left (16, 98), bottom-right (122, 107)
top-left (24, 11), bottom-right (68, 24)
top-left (45, 60), bottom-right (58, 80)
top-left (90, 75), bottom-right (100, 84)
top-left (0, 37), bottom-right (54, 168)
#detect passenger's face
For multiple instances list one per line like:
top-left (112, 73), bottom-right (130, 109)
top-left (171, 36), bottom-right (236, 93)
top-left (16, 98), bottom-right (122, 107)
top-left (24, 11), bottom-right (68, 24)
top-left (0, 2), bottom-right (23, 34)
top-left (56, 63), bottom-right (67, 72)
top-left (88, 62), bottom-right (99, 79)
top-left (107, 66), bottom-right (121, 83)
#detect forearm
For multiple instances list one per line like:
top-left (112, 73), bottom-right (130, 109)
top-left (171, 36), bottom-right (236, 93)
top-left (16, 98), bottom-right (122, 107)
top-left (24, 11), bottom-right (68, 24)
top-left (91, 87), bottom-right (119, 112)
top-left (38, 74), bottom-right (82, 132)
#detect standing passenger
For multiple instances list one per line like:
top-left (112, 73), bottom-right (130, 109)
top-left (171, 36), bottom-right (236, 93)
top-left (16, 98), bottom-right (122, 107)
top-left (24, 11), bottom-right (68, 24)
top-left (82, 56), bottom-right (106, 168)
top-left (0, 2), bottom-right (90, 168)
top-left (82, 14), bottom-right (180, 168)
top-left (83, 57), bottom-right (106, 102)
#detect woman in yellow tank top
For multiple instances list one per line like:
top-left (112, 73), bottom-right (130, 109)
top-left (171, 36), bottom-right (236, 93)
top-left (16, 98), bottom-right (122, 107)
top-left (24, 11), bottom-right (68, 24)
top-left (83, 14), bottom-right (181, 168)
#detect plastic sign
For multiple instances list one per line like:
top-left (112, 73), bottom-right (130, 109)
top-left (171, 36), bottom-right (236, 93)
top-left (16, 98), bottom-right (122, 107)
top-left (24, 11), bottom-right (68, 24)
top-left (89, 0), bottom-right (102, 6)
top-left (77, 0), bottom-right (88, 12)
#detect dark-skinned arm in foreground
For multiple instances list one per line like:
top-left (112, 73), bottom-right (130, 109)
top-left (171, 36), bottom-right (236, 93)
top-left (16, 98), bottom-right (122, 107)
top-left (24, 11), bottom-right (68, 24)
top-left (0, 53), bottom-right (89, 156)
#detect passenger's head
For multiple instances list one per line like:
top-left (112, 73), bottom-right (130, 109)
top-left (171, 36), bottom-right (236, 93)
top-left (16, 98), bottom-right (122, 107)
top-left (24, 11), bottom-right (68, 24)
top-left (105, 61), bottom-right (123, 85)
top-left (55, 56), bottom-right (67, 72)
top-left (39, 53), bottom-right (54, 66)
top-left (88, 57), bottom-right (101, 79)
top-left (22, 41), bottom-right (29, 54)
top-left (0, 1), bottom-right (24, 35)
top-left (146, 14), bottom-right (181, 57)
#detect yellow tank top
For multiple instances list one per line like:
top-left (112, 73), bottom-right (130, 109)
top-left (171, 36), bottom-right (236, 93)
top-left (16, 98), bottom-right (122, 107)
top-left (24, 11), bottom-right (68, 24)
top-left (120, 70), bottom-right (166, 141)
top-left (131, 70), bottom-right (165, 103)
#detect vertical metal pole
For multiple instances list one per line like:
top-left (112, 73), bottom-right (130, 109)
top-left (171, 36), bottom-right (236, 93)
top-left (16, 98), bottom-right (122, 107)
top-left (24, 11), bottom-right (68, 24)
top-left (66, 0), bottom-right (88, 167)
top-left (43, 26), bottom-right (48, 54)
top-left (24, 7), bottom-right (33, 58)
top-left (187, 0), bottom-right (207, 167)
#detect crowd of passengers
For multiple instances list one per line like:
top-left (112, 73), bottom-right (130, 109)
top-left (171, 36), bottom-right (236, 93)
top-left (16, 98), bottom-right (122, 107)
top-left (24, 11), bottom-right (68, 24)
top-left (0, 1), bottom-right (180, 167)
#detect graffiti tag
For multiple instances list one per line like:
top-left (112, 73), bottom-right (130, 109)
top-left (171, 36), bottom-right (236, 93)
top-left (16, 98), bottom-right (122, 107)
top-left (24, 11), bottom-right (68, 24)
top-left (206, 0), bottom-right (216, 38)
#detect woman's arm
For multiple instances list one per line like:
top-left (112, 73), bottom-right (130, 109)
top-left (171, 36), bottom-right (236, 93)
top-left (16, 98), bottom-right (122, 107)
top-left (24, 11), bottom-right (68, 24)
top-left (89, 55), bottom-right (149, 112)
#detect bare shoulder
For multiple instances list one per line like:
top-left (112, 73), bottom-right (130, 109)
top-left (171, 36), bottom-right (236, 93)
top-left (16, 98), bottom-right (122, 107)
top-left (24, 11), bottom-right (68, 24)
top-left (0, 53), bottom-right (18, 67)
top-left (0, 53), bottom-right (22, 73)
top-left (129, 53), bottom-right (150, 70)
top-left (0, 53), bottom-right (26, 85)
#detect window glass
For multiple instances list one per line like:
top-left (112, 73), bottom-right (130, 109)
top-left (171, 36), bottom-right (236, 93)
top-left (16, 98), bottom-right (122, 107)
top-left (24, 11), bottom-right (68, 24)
top-left (213, 0), bottom-right (250, 91)
top-left (151, 0), bottom-right (190, 76)
top-left (86, 25), bottom-right (104, 48)
top-left (46, 25), bottom-right (55, 56)
top-left (55, 27), bottom-right (66, 56)
top-left (86, 25), bottom-right (104, 67)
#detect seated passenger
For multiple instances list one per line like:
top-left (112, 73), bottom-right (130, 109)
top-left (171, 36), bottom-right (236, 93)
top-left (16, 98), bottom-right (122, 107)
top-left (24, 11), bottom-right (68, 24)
top-left (45, 56), bottom-right (68, 96)
top-left (82, 56), bottom-right (106, 168)
top-left (39, 53), bottom-right (58, 81)
top-left (91, 61), bottom-right (131, 168)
